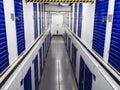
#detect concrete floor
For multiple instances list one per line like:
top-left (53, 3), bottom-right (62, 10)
top-left (39, 36), bottom-right (78, 90)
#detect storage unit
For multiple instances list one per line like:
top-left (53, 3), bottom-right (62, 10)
top-left (39, 47), bottom-right (43, 77)
top-left (78, 3), bottom-right (82, 38)
top-left (92, 0), bottom-right (109, 57)
top-left (72, 43), bottom-right (77, 74)
top-left (74, 3), bottom-right (77, 34)
top-left (33, 3), bottom-right (38, 39)
top-left (70, 5), bottom-right (73, 30)
top-left (34, 55), bottom-right (39, 90)
top-left (14, 0), bottom-right (25, 55)
top-left (0, 0), bottom-right (9, 73)
top-left (79, 57), bottom-right (85, 90)
top-left (39, 4), bottom-right (41, 34)
top-left (68, 37), bottom-right (71, 56)
top-left (24, 68), bottom-right (32, 90)
top-left (43, 43), bottom-right (45, 64)
top-left (79, 57), bottom-right (92, 90)
top-left (108, 0), bottom-right (120, 73)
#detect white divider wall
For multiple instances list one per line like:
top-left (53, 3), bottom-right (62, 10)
top-left (37, 3), bottom-right (40, 36)
top-left (23, 1), bottom-right (34, 49)
top-left (103, 0), bottom-right (115, 63)
top-left (3, 0), bottom-right (18, 65)
top-left (81, 3), bottom-right (95, 48)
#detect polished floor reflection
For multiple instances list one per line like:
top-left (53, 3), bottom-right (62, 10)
top-left (39, 36), bottom-right (78, 90)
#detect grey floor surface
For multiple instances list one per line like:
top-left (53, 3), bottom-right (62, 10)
top-left (39, 36), bottom-right (78, 90)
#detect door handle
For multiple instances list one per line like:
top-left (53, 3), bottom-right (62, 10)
top-left (102, 18), bottom-right (107, 23)
top-left (15, 16), bottom-right (19, 21)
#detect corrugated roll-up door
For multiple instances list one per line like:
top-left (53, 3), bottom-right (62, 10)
top-left (79, 57), bottom-right (85, 90)
top-left (24, 68), bottom-right (32, 90)
top-left (92, 0), bottom-right (109, 57)
top-left (109, 0), bottom-right (120, 73)
top-left (68, 37), bottom-right (71, 56)
top-left (34, 55), bottom-right (38, 90)
top-left (33, 3), bottom-right (38, 39)
top-left (39, 47), bottom-right (43, 77)
top-left (0, 0), bottom-right (9, 73)
top-left (74, 3), bottom-right (77, 33)
top-left (39, 4), bottom-right (41, 34)
top-left (71, 5), bottom-right (73, 30)
top-left (14, 0), bottom-right (25, 55)
top-left (78, 3), bottom-right (82, 38)
top-left (84, 66), bottom-right (92, 90)
top-left (72, 43), bottom-right (77, 74)
top-left (79, 57), bottom-right (92, 90)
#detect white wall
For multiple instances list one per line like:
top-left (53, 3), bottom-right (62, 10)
top-left (51, 14), bottom-right (64, 35)
top-left (3, 0), bottom-right (18, 65)
top-left (81, 3), bottom-right (95, 48)
top-left (45, 4), bottom-right (71, 12)
top-left (23, 1), bottom-right (35, 49)
top-left (103, 0), bottom-right (115, 63)
top-left (37, 3), bottom-right (40, 36)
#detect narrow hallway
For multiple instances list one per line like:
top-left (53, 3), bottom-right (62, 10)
top-left (39, 36), bottom-right (78, 90)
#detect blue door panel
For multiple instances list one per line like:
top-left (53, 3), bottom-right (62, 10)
top-left (24, 68), bottom-right (32, 90)
top-left (14, 0), bottom-right (25, 55)
top-left (74, 3), bottom-right (77, 33)
top-left (109, 0), bottom-right (120, 73)
top-left (79, 57), bottom-right (85, 90)
top-left (78, 3), bottom-right (82, 38)
top-left (39, 4), bottom-right (41, 34)
top-left (0, 0), bottom-right (9, 73)
top-left (34, 55), bottom-right (38, 90)
top-left (68, 37), bottom-right (71, 56)
top-left (39, 48), bottom-right (43, 77)
top-left (72, 43), bottom-right (77, 74)
top-left (33, 3), bottom-right (38, 39)
top-left (84, 66), bottom-right (92, 90)
top-left (92, 0), bottom-right (109, 57)
top-left (79, 57), bottom-right (92, 90)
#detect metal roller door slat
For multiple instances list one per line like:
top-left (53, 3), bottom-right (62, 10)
top-left (92, 0), bottom-right (109, 57)
top-left (109, 0), bottom-right (120, 73)
top-left (14, 0), bottom-right (25, 55)
top-left (0, 0), bottom-right (9, 73)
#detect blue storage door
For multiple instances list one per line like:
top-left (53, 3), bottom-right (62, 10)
top-left (78, 3), bottom-right (82, 38)
top-left (39, 48), bottom-right (43, 77)
top-left (33, 3), bottom-right (38, 39)
top-left (14, 0), bottom-right (25, 55)
top-left (72, 43), bottom-right (77, 74)
top-left (79, 57), bottom-right (85, 90)
top-left (108, 0), bottom-right (120, 73)
top-left (92, 0), bottom-right (109, 57)
top-left (74, 3), bottom-right (77, 33)
top-left (39, 4), bottom-right (41, 34)
top-left (24, 68), bottom-right (32, 90)
top-left (0, 0), bottom-right (9, 73)
top-left (84, 66), bottom-right (92, 90)
top-left (68, 37), bottom-right (71, 56)
top-left (71, 5), bottom-right (73, 30)
top-left (41, 4), bottom-right (43, 33)
top-left (34, 55), bottom-right (38, 90)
